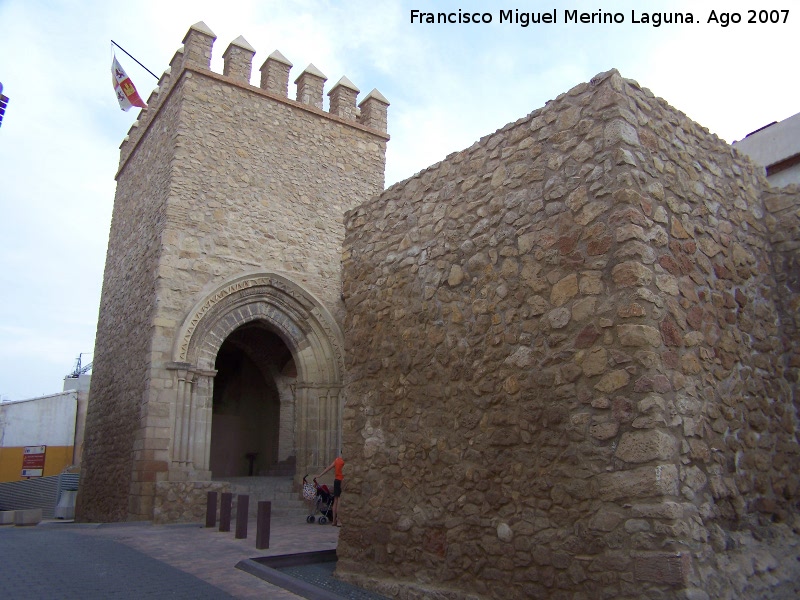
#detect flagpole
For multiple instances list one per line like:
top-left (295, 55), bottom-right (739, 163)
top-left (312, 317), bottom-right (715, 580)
top-left (111, 40), bottom-right (159, 80)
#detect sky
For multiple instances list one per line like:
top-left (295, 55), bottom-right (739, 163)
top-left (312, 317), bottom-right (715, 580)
top-left (0, 0), bottom-right (798, 400)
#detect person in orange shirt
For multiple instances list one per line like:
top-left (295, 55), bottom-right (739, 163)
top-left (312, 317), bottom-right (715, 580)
top-left (317, 453), bottom-right (344, 526)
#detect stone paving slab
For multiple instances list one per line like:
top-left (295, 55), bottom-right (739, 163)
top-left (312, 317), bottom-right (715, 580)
top-left (0, 526), bottom-right (234, 599)
top-left (0, 515), bottom-right (342, 599)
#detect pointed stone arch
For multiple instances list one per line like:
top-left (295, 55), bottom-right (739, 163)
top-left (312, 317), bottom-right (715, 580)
top-left (167, 272), bottom-right (344, 482)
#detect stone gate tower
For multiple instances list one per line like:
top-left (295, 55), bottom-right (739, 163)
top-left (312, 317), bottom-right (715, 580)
top-left (77, 22), bottom-right (389, 522)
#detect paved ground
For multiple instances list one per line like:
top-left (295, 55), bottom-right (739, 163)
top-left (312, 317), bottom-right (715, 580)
top-left (0, 516), bottom-right (341, 599)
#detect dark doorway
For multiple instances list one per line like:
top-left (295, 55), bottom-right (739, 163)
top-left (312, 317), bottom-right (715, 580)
top-left (209, 322), bottom-right (296, 478)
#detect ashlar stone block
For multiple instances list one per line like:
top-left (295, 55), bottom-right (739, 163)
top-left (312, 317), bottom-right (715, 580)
top-left (596, 464), bottom-right (679, 501)
top-left (615, 429), bottom-right (678, 463)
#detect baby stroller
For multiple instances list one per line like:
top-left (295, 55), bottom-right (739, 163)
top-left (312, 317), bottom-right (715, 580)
top-left (302, 474), bottom-right (334, 524)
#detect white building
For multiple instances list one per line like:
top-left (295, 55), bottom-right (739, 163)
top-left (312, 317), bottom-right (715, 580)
top-left (0, 374), bottom-right (90, 482)
top-left (733, 111), bottom-right (800, 187)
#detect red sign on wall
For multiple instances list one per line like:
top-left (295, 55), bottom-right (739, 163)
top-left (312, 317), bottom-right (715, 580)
top-left (22, 445), bottom-right (46, 477)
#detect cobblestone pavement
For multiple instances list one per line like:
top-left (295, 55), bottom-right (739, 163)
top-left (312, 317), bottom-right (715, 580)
top-left (0, 516), bottom-right (340, 599)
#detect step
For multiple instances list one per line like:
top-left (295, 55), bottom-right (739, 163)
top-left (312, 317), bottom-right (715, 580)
top-left (218, 476), bottom-right (308, 518)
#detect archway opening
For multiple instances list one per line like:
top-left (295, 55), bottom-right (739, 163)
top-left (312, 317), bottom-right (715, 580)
top-left (209, 322), bottom-right (297, 478)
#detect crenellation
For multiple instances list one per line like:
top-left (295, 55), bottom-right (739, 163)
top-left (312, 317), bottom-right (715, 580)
top-left (151, 85), bottom-right (163, 106)
top-left (295, 63), bottom-right (327, 109)
top-left (259, 50), bottom-right (292, 97)
top-left (118, 26), bottom-right (389, 178)
top-left (222, 35), bottom-right (256, 84)
top-left (181, 21), bottom-right (215, 70)
top-left (168, 48), bottom-right (184, 77)
top-left (141, 68), bottom-right (172, 117)
top-left (328, 76), bottom-right (360, 121)
top-left (118, 61), bottom-right (178, 164)
top-left (358, 88), bottom-right (389, 133)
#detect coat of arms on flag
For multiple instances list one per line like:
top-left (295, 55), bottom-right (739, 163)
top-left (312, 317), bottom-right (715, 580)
top-left (112, 55), bottom-right (147, 111)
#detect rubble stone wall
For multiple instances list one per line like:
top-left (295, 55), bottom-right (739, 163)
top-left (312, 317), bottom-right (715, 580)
top-left (339, 70), bottom-right (800, 599)
top-left (153, 480), bottom-right (230, 524)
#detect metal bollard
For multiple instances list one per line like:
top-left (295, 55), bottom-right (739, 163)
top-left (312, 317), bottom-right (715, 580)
top-left (256, 501), bottom-right (272, 550)
top-left (219, 492), bottom-right (232, 532)
top-left (205, 491), bottom-right (218, 528)
top-left (235, 494), bottom-right (249, 539)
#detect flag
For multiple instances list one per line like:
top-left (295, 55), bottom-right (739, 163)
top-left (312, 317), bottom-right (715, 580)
top-left (112, 55), bottom-right (147, 111)
top-left (0, 94), bottom-right (8, 129)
